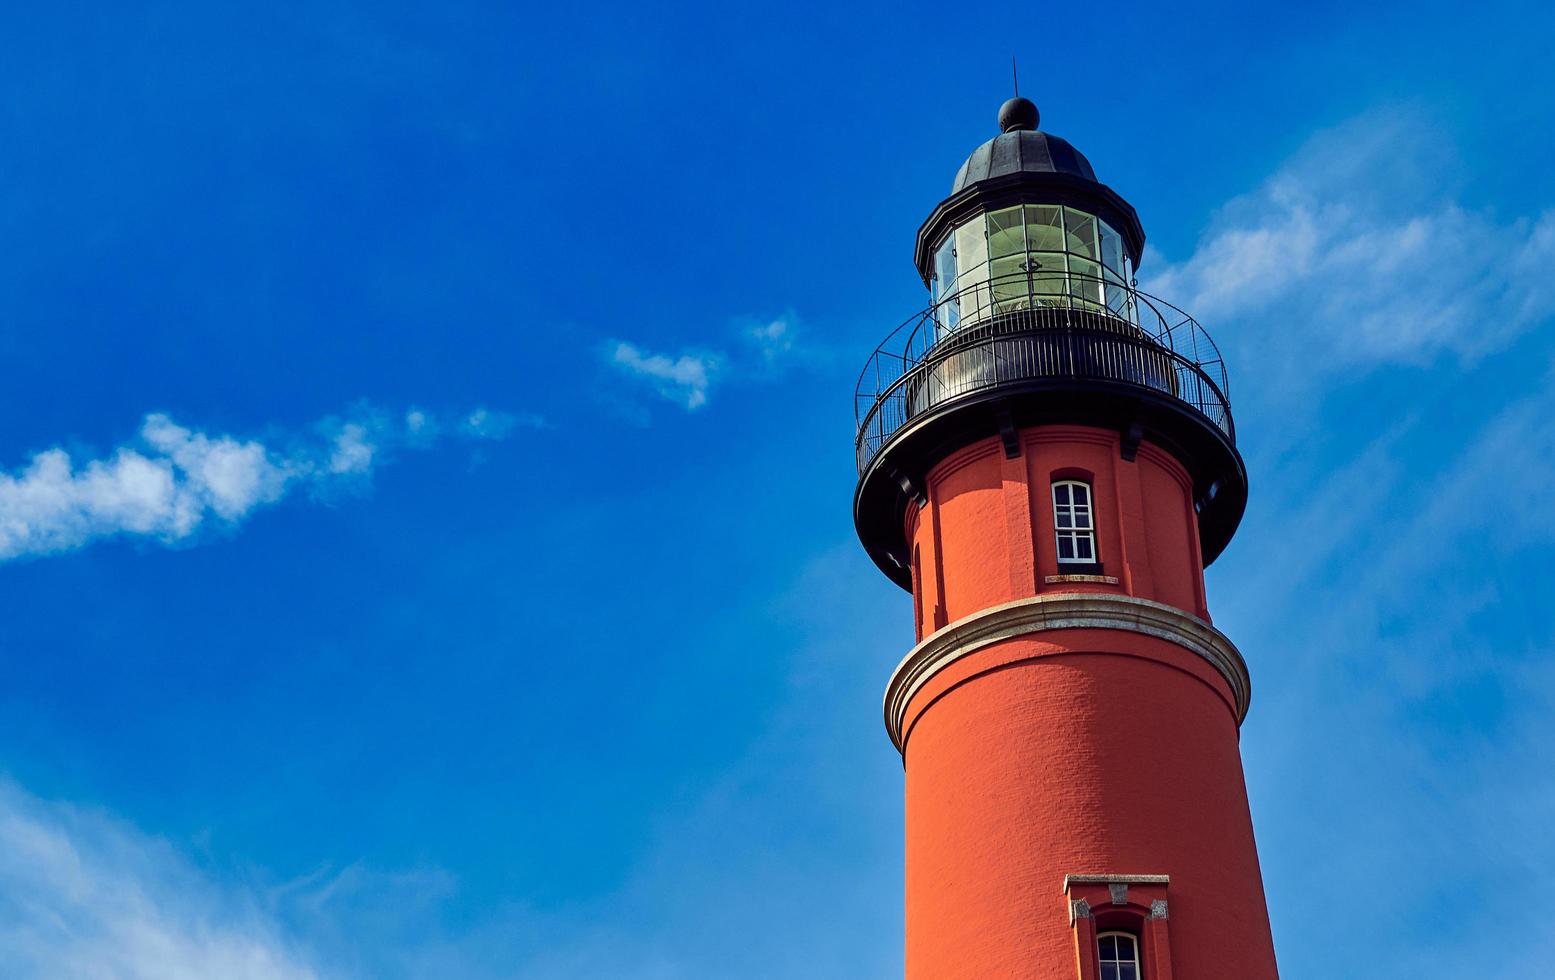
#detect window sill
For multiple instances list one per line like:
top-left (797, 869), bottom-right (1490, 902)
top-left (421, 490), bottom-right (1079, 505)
top-left (1045, 573), bottom-right (1120, 585)
top-left (1053, 560), bottom-right (1105, 575)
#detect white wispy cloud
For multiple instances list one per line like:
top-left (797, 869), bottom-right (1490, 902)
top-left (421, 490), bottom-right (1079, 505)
top-left (0, 779), bottom-right (326, 980)
top-left (1220, 370), bottom-right (1555, 976)
top-left (1146, 110), bottom-right (1555, 374)
top-left (746, 316), bottom-right (795, 364)
top-left (0, 406), bottom-right (537, 562)
top-left (608, 342), bottom-right (719, 410)
top-left (1137, 108), bottom-right (1555, 976)
top-left (607, 314), bottom-right (805, 411)
top-left (459, 407), bottom-right (539, 440)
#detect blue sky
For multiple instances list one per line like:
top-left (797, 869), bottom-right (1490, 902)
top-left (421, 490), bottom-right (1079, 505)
top-left (0, 1), bottom-right (1552, 976)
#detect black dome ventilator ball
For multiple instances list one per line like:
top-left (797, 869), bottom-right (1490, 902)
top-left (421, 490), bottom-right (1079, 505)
top-left (998, 97), bottom-right (1039, 133)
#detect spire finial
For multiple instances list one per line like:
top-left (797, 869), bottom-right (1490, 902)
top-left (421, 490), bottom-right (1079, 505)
top-left (1000, 58), bottom-right (1037, 132)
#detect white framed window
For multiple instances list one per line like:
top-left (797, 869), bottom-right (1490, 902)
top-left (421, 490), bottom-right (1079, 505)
top-left (1097, 931), bottom-right (1141, 980)
top-left (1051, 480), bottom-right (1096, 564)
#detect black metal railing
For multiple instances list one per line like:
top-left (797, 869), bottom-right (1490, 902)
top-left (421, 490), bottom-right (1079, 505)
top-left (855, 271), bottom-right (1232, 473)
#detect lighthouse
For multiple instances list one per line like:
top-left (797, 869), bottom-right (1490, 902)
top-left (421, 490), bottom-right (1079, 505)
top-left (853, 96), bottom-right (1279, 979)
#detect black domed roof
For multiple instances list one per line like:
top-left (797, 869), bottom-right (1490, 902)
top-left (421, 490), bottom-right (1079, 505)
top-left (916, 97), bottom-right (1146, 283)
top-left (951, 129), bottom-right (1097, 193)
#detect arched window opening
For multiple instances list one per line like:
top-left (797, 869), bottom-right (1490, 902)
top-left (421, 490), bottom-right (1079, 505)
top-left (1097, 931), bottom-right (1141, 980)
top-left (1051, 480), bottom-right (1097, 565)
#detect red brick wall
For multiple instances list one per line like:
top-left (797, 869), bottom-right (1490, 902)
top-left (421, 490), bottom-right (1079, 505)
top-left (908, 426), bottom-right (1211, 633)
top-left (898, 425), bottom-right (1277, 979)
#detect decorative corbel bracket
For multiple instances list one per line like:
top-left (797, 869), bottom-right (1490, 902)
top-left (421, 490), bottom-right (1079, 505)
top-left (1120, 419), bottom-right (1145, 462)
top-left (890, 467), bottom-right (927, 507)
top-left (995, 403), bottom-right (1021, 459)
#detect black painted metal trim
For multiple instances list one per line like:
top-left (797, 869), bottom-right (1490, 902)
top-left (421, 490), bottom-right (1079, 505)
top-left (854, 380), bottom-right (1248, 592)
top-left (913, 172), bottom-right (1147, 285)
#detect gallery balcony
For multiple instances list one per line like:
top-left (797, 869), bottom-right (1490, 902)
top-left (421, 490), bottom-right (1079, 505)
top-left (852, 271), bottom-right (1245, 583)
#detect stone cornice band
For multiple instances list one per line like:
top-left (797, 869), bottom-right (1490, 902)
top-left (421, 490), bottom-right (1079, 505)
top-left (1063, 874), bottom-right (1171, 891)
top-left (883, 594), bottom-right (1251, 754)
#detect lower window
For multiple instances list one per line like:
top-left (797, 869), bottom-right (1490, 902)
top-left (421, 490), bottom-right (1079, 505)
top-left (1098, 932), bottom-right (1141, 980)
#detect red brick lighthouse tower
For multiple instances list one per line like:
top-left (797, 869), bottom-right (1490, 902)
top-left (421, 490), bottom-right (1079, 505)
top-left (852, 96), bottom-right (1279, 979)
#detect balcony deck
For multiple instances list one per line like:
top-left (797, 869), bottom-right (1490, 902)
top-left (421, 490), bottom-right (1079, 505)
top-left (852, 272), bottom-right (1245, 588)
top-left (855, 273), bottom-right (1233, 473)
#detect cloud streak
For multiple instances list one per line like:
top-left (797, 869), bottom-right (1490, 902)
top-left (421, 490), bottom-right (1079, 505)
top-left (608, 342), bottom-right (719, 410)
top-left (1146, 111), bottom-right (1555, 380)
top-left (1164, 108), bottom-right (1555, 977)
top-left (746, 316), bottom-right (794, 364)
top-left (0, 779), bottom-right (325, 980)
top-left (1220, 369), bottom-right (1555, 977)
top-left (0, 407), bottom-right (536, 562)
top-left (607, 314), bottom-right (803, 411)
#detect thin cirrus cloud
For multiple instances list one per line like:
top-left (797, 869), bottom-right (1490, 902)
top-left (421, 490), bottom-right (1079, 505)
top-left (607, 314), bottom-right (800, 411)
top-left (0, 778), bottom-right (325, 980)
top-left (746, 316), bottom-right (794, 364)
top-left (1137, 109), bottom-right (1555, 975)
top-left (608, 342), bottom-right (720, 410)
top-left (0, 406), bottom-right (538, 562)
top-left (1144, 109), bottom-right (1555, 377)
top-left (0, 777), bottom-right (467, 980)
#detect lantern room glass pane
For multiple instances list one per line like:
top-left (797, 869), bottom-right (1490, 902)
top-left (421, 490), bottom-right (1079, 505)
top-left (955, 218), bottom-right (989, 272)
top-left (1028, 252), bottom-right (1067, 305)
top-left (933, 235), bottom-right (960, 329)
top-left (1025, 205), bottom-right (1065, 252)
top-left (1100, 221), bottom-right (1124, 278)
top-left (955, 219), bottom-right (989, 316)
top-left (1106, 277), bottom-right (1129, 317)
top-left (988, 207), bottom-right (1025, 258)
top-left (926, 205), bottom-right (1139, 324)
top-left (1022, 251), bottom-right (1062, 276)
top-left (990, 255), bottom-right (1028, 310)
top-left (933, 236), bottom-right (957, 300)
top-left (1069, 257), bottom-right (1104, 307)
top-left (1063, 207), bottom-right (1099, 259)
